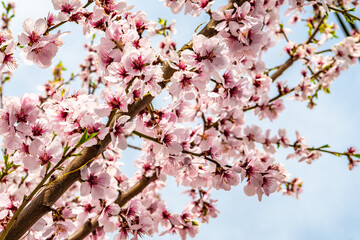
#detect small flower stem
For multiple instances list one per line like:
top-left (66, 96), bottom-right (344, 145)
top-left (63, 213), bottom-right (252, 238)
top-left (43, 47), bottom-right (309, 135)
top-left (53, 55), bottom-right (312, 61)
top-left (44, 0), bottom-right (94, 34)
top-left (335, 12), bottom-right (351, 37)
top-left (269, 15), bottom-right (326, 82)
top-left (45, 20), bottom-right (67, 34)
top-left (132, 130), bottom-right (227, 168)
top-left (106, 110), bottom-right (117, 127)
top-left (288, 143), bottom-right (352, 157)
top-left (147, 104), bottom-right (155, 120)
top-left (327, 5), bottom-right (360, 21)
top-left (127, 144), bottom-right (142, 151)
top-left (132, 130), bottom-right (158, 142)
top-left (0, 146), bottom-right (76, 240)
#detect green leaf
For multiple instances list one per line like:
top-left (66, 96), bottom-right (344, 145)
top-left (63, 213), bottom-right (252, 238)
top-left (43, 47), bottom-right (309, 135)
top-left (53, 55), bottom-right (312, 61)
top-left (323, 88), bottom-right (330, 94)
top-left (3, 154), bottom-right (8, 164)
top-left (344, 14), bottom-right (354, 24)
top-left (319, 144), bottom-right (330, 149)
top-left (45, 162), bottom-right (52, 173)
top-left (158, 18), bottom-right (165, 25)
top-left (63, 143), bottom-right (70, 155)
top-left (75, 128), bottom-right (99, 148)
top-left (353, 154), bottom-right (360, 159)
top-left (3, 76), bottom-right (11, 83)
top-left (75, 128), bottom-right (89, 148)
top-left (323, 63), bottom-right (332, 70)
top-left (87, 132), bottom-right (98, 140)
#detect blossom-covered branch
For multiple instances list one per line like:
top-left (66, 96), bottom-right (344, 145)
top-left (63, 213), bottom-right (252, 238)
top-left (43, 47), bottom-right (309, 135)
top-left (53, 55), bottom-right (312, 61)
top-left (0, 0), bottom-right (359, 239)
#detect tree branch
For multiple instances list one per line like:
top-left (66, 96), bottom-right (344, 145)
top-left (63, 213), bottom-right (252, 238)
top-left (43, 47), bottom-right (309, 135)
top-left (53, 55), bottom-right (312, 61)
top-left (66, 1), bottom-right (249, 239)
top-left (270, 15), bottom-right (326, 82)
top-left (1, 1), bottom-right (249, 239)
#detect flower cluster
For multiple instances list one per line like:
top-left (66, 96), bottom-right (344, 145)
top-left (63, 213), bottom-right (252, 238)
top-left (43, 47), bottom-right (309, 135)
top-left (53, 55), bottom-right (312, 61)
top-left (0, 0), bottom-right (359, 239)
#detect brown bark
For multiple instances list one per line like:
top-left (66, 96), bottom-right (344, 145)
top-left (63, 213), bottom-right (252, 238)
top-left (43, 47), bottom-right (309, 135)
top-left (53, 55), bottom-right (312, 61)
top-left (67, 173), bottom-right (158, 240)
top-left (0, 1), bottom-right (247, 239)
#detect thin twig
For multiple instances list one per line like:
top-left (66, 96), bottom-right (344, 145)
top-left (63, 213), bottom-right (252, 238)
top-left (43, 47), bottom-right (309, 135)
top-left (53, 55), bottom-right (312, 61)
top-left (45, 0), bottom-right (94, 34)
top-left (269, 15), bottom-right (326, 82)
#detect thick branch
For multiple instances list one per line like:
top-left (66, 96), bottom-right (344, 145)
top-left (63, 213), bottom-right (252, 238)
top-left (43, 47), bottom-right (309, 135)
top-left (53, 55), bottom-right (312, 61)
top-left (270, 57), bottom-right (296, 82)
top-left (68, 173), bottom-right (158, 240)
top-left (67, 216), bottom-right (100, 240)
top-left (1, 1), bottom-right (248, 239)
top-left (66, 0), bottom-right (248, 239)
top-left (115, 173), bottom-right (158, 206)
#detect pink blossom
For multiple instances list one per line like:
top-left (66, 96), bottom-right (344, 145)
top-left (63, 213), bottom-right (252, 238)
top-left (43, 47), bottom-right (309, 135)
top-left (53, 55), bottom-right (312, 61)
top-left (110, 115), bottom-right (135, 150)
top-left (52, 0), bottom-right (82, 21)
top-left (0, 41), bottom-right (17, 71)
top-left (182, 34), bottom-right (228, 73)
top-left (98, 202), bottom-right (121, 232)
top-left (19, 18), bottom-right (67, 68)
top-left (80, 163), bottom-right (111, 199)
top-left (212, 167), bottom-right (240, 190)
top-left (0, 193), bottom-right (18, 221)
top-left (18, 18), bottom-right (47, 46)
top-left (23, 138), bottom-right (62, 171)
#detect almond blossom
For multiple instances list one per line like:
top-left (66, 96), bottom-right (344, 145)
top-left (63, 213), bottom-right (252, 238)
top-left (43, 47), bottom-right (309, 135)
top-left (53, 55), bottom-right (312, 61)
top-left (0, 0), bottom-right (359, 239)
top-left (80, 163), bottom-right (111, 199)
top-left (18, 18), bottom-right (67, 68)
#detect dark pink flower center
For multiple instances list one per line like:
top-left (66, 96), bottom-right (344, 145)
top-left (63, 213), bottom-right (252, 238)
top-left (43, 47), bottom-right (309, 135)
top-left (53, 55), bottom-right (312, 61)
top-left (180, 75), bottom-right (192, 88)
top-left (229, 86), bottom-right (242, 98)
top-left (15, 110), bottom-right (29, 123)
top-left (59, 109), bottom-right (68, 120)
top-left (113, 124), bottom-right (123, 136)
top-left (162, 210), bottom-right (171, 219)
top-left (83, 203), bottom-right (94, 213)
top-left (199, 0), bottom-right (209, 8)
top-left (39, 152), bottom-right (53, 165)
top-left (28, 32), bottom-right (41, 46)
top-left (61, 3), bottom-right (75, 14)
top-left (7, 202), bottom-right (17, 212)
top-left (132, 56), bottom-right (146, 71)
top-left (22, 143), bottom-right (30, 154)
top-left (3, 53), bottom-right (14, 65)
top-left (32, 123), bottom-right (45, 136)
top-left (108, 97), bottom-right (122, 109)
top-left (178, 61), bottom-right (186, 71)
top-left (117, 66), bottom-right (129, 79)
top-left (163, 134), bottom-right (173, 146)
top-left (247, 133), bottom-right (255, 141)
top-left (195, 50), bottom-right (216, 63)
top-left (88, 174), bottom-right (98, 187)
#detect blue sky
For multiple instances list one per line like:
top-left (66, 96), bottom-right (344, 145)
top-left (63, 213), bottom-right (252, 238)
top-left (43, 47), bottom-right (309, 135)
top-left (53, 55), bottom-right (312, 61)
top-left (6, 0), bottom-right (360, 239)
